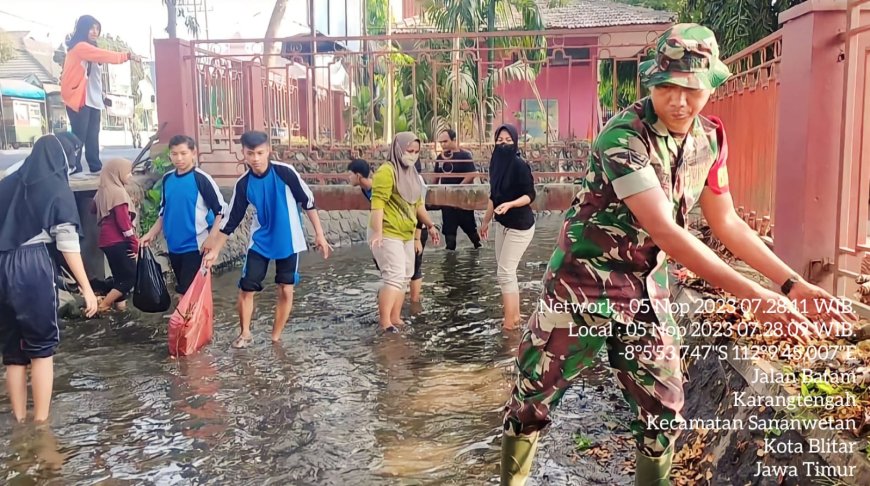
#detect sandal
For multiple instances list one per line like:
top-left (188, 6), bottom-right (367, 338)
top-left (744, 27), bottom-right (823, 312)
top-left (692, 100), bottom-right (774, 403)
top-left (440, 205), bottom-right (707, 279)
top-left (232, 335), bottom-right (253, 349)
top-left (379, 326), bottom-right (399, 335)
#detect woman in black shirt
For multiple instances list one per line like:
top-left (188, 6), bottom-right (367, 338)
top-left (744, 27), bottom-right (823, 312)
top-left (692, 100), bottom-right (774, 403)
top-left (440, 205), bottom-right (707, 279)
top-left (479, 124), bottom-right (536, 329)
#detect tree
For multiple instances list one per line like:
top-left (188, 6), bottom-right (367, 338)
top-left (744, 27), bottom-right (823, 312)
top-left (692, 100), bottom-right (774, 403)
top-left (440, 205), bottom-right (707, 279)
top-left (264, 0), bottom-right (289, 69)
top-left (161, 0), bottom-right (200, 39)
top-left (349, 0), bottom-right (408, 143)
top-left (616, 0), bottom-right (684, 11)
top-left (682, 0), bottom-right (805, 58)
top-left (601, 0), bottom-right (800, 115)
top-left (52, 34), bottom-right (147, 120)
top-left (366, 0), bottom-right (390, 35)
top-left (598, 59), bottom-right (641, 115)
top-left (349, 0), bottom-right (567, 142)
top-left (423, 0), bottom-right (558, 135)
top-left (97, 35), bottom-right (145, 106)
top-left (52, 35), bottom-right (143, 90)
top-left (613, 0), bottom-right (806, 58)
top-left (0, 32), bottom-right (16, 64)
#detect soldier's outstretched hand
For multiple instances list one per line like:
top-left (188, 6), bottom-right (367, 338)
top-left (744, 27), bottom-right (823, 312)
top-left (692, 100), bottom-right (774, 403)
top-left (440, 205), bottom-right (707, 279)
top-left (786, 278), bottom-right (857, 327)
top-left (752, 287), bottom-right (819, 345)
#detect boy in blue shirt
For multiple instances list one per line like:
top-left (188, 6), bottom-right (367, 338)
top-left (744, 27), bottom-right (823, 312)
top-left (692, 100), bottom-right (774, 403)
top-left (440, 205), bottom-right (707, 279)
top-left (347, 158), bottom-right (373, 201)
top-left (204, 131), bottom-right (332, 348)
top-left (141, 135), bottom-right (227, 294)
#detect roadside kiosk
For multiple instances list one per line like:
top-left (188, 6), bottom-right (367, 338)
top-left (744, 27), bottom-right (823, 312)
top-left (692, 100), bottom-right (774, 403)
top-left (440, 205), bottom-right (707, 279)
top-left (0, 78), bottom-right (47, 149)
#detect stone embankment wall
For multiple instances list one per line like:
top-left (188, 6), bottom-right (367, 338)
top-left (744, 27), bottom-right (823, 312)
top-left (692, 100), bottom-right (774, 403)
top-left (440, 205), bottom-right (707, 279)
top-left (59, 178), bottom-right (524, 316)
top-left (272, 140), bottom-right (592, 183)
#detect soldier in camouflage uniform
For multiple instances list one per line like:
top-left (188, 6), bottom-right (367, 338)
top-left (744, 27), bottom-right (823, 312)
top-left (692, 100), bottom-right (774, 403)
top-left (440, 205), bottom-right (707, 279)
top-left (499, 24), bottom-right (854, 486)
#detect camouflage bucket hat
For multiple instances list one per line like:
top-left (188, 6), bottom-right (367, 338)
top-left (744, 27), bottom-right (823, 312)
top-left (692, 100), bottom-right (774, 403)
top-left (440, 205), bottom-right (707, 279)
top-left (639, 23), bottom-right (732, 90)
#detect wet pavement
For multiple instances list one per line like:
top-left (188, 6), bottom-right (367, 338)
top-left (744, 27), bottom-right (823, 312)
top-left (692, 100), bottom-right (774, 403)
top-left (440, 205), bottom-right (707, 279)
top-left (0, 214), bottom-right (634, 485)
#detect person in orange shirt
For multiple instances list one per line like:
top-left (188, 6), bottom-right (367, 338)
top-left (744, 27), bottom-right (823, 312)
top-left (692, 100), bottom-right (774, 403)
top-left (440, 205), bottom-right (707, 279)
top-left (60, 15), bottom-right (139, 175)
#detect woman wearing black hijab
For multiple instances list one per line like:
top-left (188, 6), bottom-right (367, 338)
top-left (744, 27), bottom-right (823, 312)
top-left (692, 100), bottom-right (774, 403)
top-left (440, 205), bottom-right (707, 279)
top-left (479, 124), bottom-right (536, 329)
top-left (0, 133), bottom-right (98, 423)
top-left (60, 15), bottom-right (136, 175)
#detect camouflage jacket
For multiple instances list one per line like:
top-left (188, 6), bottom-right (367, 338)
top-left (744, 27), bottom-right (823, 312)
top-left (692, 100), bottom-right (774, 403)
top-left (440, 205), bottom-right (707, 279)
top-left (542, 97), bottom-right (729, 325)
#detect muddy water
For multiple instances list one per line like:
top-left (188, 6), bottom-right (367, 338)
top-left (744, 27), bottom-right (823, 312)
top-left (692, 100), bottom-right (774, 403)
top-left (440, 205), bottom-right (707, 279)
top-left (0, 215), bottom-right (634, 485)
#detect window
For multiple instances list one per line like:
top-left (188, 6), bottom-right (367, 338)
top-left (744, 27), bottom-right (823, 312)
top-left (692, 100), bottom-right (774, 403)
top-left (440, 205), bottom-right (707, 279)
top-left (549, 47), bottom-right (591, 66)
top-left (519, 99), bottom-right (558, 142)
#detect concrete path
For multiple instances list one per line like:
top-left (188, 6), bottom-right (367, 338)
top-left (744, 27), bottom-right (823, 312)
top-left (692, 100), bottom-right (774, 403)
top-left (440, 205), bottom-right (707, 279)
top-left (0, 146), bottom-right (144, 172)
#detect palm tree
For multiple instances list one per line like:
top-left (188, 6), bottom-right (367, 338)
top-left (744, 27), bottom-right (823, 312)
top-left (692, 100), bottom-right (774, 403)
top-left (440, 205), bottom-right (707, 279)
top-left (421, 0), bottom-right (567, 138)
top-left (349, 0), bottom-right (408, 142)
top-left (348, 0), bottom-right (566, 142)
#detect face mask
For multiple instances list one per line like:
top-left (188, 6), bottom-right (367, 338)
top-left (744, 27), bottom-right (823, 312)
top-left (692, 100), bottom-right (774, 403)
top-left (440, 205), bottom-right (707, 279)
top-left (495, 144), bottom-right (515, 156)
top-left (401, 152), bottom-right (419, 167)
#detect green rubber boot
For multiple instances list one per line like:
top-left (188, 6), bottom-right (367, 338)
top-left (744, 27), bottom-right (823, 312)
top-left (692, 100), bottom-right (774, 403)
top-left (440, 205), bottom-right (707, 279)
top-left (635, 447), bottom-right (674, 486)
top-left (500, 432), bottom-right (540, 486)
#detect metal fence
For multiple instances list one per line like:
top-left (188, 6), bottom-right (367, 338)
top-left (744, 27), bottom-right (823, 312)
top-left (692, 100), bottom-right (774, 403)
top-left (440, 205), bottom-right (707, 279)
top-left (182, 28), bottom-right (664, 185)
top-left (834, 0), bottom-right (870, 300)
top-left (703, 31), bottom-right (782, 235)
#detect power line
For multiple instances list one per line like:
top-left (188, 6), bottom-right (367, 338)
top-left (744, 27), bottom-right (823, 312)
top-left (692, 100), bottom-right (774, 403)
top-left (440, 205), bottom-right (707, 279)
top-left (0, 9), bottom-right (66, 29)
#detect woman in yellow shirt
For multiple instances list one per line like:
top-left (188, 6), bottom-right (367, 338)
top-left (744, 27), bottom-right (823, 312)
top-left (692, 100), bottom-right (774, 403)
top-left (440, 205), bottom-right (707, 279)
top-left (369, 132), bottom-right (441, 333)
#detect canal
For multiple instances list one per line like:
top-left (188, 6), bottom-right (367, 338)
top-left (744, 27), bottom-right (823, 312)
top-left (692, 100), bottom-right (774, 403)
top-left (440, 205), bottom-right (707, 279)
top-left (0, 214), bottom-right (635, 485)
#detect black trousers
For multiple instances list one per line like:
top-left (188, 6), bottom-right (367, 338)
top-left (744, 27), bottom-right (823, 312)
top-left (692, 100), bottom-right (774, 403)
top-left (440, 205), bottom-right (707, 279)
top-left (102, 243), bottom-right (136, 298)
top-left (442, 207), bottom-right (481, 250)
top-left (66, 106), bottom-right (103, 172)
top-left (168, 251), bottom-right (204, 295)
top-left (412, 227), bottom-right (428, 281)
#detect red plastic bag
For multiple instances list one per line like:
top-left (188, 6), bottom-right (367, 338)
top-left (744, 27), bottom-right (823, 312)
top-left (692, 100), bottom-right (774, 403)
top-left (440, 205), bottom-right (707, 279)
top-left (168, 268), bottom-right (214, 357)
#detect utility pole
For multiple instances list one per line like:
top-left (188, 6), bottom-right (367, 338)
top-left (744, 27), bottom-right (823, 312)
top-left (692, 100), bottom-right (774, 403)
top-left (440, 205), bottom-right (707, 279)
top-left (385, 1), bottom-right (393, 144)
top-left (204, 0), bottom-right (210, 39)
top-left (178, 0), bottom-right (213, 39)
top-left (309, 0), bottom-right (317, 148)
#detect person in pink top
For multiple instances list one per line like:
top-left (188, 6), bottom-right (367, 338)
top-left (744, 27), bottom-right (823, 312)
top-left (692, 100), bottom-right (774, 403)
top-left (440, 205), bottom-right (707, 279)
top-left (93, 158), bottom-right (138, 313)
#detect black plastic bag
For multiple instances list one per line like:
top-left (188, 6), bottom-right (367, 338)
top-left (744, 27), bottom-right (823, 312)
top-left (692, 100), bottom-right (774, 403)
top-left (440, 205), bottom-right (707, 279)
top-left (133, 247), bottom-right (171, 313)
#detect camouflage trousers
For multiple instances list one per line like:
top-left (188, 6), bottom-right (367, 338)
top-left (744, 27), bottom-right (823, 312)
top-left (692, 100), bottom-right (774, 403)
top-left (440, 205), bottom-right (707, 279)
top-left (502, 305), bottom-right (685, 457)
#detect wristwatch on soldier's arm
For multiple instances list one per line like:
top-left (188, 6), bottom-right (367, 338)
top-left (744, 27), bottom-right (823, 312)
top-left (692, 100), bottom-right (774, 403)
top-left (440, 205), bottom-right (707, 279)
top-left (780, 275), bottom-right (800, 296)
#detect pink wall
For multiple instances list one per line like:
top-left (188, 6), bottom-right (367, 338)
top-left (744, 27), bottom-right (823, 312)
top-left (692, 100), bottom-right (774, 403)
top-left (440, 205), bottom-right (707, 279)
top-left (774, 2), bottom-right (850, 289)
top-left (495, 37), bottom-right (598, 141)
top-left (154, 38), bottom-right (198, 151)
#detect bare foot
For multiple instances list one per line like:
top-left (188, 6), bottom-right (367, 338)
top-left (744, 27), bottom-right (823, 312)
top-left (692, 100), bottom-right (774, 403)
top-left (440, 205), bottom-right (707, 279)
top-left (502, 317), bottom-right (522, 330)
top-left (270, 335), bottom-right (282, 343)
top-left (115, 301), bottom-right (127, 312)
top-left (232, 334), bottom-right (253, 349)
top-left (392, 318), bottom-right (405, 326)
